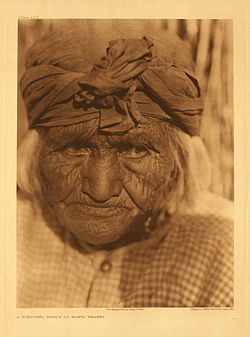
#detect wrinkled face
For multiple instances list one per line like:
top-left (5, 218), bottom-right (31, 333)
top-left (39, 118), bottom-right (175, 246)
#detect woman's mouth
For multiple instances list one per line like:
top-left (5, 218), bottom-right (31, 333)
top-left (67, 202), bottom-right (129, 217)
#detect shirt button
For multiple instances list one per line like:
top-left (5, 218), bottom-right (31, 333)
top-left (100, 260), bottom-right (112, 272)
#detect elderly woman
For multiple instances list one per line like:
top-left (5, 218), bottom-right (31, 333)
top-left (17, 24), bottom-right (233, 308)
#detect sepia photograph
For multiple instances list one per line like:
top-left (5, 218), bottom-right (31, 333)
top-left (17, 19), bottom-right (234, 308)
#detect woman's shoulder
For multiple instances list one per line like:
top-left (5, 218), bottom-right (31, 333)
top-left (203, 191), bottom-right (234, 222)
top-left (169, 192), bottom-right (234, 245)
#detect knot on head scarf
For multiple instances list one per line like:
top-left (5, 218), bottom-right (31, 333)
top-left (20, 28), bottom-right (203, 136)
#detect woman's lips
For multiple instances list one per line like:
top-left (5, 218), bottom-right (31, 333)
top-left (67, 202), bottom-right (129, 217)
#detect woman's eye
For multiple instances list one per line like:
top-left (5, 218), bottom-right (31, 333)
top-left (120, 145), bottom-right (149, 158)
top-left (64, 143), bottom-right (92, 156)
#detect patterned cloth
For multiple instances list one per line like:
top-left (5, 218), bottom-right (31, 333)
top-left (17, 192), bottom-right (233, 308)
top-left (21, 30), bottom-right (202, 136)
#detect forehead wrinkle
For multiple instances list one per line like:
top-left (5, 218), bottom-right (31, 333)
top-left (44, 119), bottom-right (98, 145)
top-left (105, 123), bottom-right (170, 150)
top-left (44, 118), bottom-right (172, 149)
top-left (105, 124), bottom-right (156, 144)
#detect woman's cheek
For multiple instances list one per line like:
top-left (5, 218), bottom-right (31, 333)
top-left (121, 156), bottom-right (173, 210)
top-left (39, 151), bottom-right (85, 203)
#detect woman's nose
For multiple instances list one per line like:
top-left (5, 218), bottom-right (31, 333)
top-left (81, 151), bottom-right (122, 203)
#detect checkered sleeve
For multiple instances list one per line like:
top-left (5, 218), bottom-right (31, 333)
top-left (151, 195), bottom-right (234, 308)
top-left (196, 224), bottom-right (234, 307)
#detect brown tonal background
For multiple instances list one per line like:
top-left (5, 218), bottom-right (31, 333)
top-left (18, 19), bottom-right (233, 200)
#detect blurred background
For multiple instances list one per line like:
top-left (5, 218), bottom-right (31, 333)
top-left (18, 19), bottom-right (233, 200)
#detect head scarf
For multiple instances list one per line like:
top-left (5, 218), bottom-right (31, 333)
top-left (20, 26), bottom-right (203, 136)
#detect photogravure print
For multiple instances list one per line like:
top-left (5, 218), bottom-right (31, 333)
top-left (17, 19), bottom-right (234, 308)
